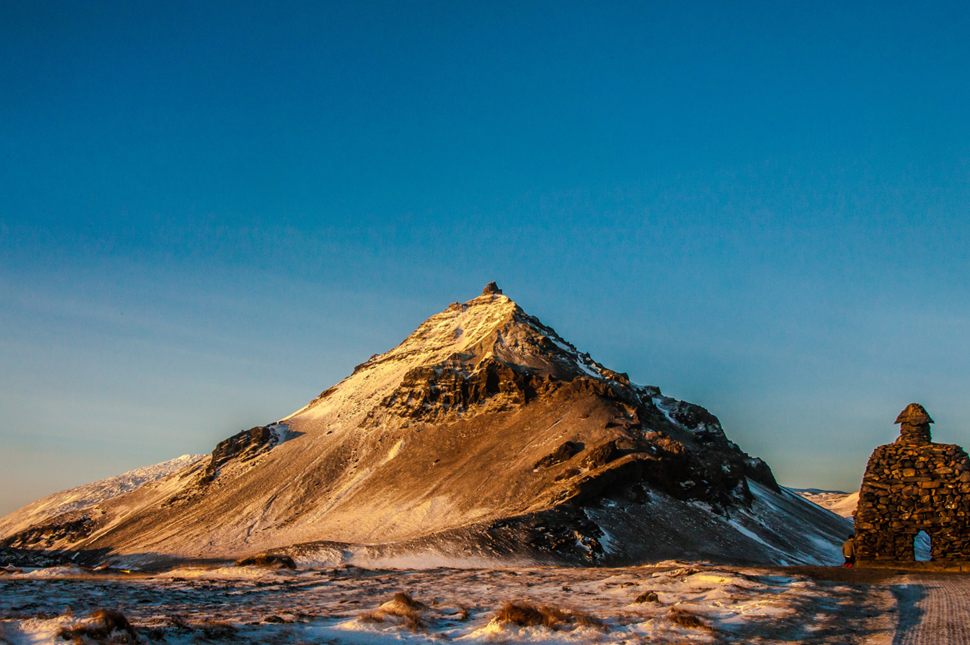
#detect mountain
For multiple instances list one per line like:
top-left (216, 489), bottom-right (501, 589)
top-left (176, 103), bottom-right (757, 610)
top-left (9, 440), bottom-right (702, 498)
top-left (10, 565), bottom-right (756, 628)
top-left (0, 284), bottom-right (851, 568)
top-left (791, 489), bottom-right (859, 519)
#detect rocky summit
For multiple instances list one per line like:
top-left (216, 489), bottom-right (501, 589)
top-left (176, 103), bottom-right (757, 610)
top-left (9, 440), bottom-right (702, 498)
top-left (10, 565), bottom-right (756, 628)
top-left (0, 285), bottom-right (849, 568)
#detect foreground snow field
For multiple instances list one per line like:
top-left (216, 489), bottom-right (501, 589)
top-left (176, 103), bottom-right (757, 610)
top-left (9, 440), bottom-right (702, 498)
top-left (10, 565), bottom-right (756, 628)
top-left (3, 561), bottom-right (951, 644)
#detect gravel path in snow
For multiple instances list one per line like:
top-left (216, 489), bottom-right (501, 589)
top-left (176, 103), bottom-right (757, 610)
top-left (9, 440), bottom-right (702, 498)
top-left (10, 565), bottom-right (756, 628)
top-left (893, 574), bottom-right (970, 645)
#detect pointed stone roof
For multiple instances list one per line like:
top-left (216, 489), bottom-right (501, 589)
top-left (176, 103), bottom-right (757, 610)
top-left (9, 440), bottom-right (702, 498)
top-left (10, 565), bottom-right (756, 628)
top-left (894, 403), bottom-right (934, 425)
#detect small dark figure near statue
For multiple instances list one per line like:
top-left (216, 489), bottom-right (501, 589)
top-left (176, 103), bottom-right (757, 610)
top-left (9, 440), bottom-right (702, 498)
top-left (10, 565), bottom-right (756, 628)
top-left (841, 535), bottom-right (856, 567)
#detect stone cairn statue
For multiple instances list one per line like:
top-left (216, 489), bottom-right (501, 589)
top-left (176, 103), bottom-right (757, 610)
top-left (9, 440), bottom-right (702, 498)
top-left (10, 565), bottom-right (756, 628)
top-left (855, 403), bottom-right (970, 563)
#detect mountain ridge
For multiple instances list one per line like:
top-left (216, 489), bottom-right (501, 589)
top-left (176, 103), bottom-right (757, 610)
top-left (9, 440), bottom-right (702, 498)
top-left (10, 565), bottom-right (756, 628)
top-left (0, 454), bottom-right (205, 550)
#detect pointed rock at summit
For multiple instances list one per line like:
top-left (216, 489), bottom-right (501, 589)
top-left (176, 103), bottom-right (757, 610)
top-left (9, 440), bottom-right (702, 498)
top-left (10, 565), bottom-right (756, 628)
top-left (0, 286), bottom-right (851, 568)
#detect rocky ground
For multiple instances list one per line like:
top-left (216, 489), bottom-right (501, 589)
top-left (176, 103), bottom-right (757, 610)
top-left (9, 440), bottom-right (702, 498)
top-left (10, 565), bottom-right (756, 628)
top-left (1, 562), bottom-right (967, 643)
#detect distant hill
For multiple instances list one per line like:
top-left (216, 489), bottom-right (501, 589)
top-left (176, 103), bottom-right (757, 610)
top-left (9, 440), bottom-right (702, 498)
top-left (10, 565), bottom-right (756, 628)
top-left (791, 489), bottom-right (859, 519)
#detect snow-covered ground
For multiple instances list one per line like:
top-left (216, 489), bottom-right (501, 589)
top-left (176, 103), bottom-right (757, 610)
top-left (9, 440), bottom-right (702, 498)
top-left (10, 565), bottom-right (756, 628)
top-left (0, 562), bottom-right (899, 644)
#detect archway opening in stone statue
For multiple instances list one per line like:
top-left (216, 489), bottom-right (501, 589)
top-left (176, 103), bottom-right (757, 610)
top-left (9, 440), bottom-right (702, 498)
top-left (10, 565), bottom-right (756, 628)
top-left (914, 531), bottom-right (932, 562)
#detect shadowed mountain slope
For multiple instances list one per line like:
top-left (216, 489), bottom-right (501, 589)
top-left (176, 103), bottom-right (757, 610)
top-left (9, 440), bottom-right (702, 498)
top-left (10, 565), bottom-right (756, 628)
top-left (0, 284), bottom-right (850, 567)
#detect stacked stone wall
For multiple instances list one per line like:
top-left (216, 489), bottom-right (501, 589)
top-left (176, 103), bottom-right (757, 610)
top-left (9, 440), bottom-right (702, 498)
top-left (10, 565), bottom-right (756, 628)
top-left (856, 442), bottom-right (970, 562)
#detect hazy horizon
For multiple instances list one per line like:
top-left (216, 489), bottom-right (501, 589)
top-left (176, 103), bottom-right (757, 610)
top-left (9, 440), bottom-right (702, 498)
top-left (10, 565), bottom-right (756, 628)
top-left (2, 1), bottom-right (969, 517)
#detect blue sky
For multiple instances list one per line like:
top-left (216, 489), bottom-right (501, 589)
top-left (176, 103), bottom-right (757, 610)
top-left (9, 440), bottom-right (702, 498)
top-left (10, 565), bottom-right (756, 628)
top-left (1, 1), bottom-right (969, 515)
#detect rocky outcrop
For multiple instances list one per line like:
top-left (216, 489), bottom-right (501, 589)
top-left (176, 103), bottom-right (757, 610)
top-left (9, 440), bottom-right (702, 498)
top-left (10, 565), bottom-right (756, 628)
top-left (744, 457), bottom-right (781, 493)
top-left (0, 545), bottom-right (76, 568)
top-left (1, 514), bottom-right (97, 550)
top-left (533, 442), bottom-right (583, 469)
top-left (363, 359), bottom-right (560, 426)
top-left (202, 425), bottom-right (283, 483)
top-left (580, 440), bottom-right (622, 470)
top-left (856, 404), bottom-right (970, 563)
